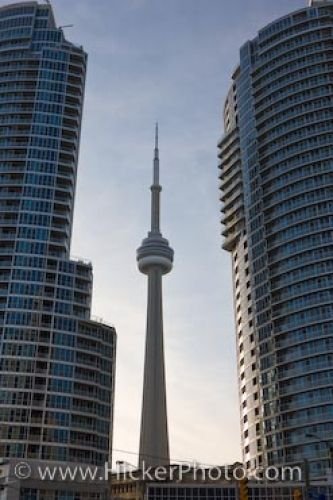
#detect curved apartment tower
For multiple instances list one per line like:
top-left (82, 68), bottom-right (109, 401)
top-left (0, 2), bottom-right (116, 497)
top-left (219, 0), bottom-right (333, 478)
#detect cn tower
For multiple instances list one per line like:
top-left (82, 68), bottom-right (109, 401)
top-left (137, 124), bottom-right (174, 468)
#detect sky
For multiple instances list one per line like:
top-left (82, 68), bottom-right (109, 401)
top-left (40, 0), bottom-right (306, 467)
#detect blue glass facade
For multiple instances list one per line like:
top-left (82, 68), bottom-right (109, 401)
top-left (219, 2), bottom-right (333, 478)
top-left (0, 0), bottom-right (116, 481)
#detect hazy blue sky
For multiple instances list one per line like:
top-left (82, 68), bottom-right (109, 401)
top-left (45, 0), bottom-right (305, 467)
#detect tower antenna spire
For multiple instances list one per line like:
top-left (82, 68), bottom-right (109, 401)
top-left (155, 122), bottom-right (158, 151)
top-left (151, 123), bottom-right (161, 232)
top-left (153, 122), bottom-right (159, 186)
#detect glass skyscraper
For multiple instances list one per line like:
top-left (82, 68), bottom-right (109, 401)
top-left (0, 2), bottom-right (116, 497)
top-left (219, 0), bottom-right (333, 479)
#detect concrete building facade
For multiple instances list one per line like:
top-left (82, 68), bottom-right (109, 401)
top-left (111, 467), bottom-right (333, 500)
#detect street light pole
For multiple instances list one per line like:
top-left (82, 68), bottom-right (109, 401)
top-left (302, 459), bottom-right (310, 500)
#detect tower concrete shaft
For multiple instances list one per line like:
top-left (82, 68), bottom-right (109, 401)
top-left (137, 125), bottom-right (174, 468)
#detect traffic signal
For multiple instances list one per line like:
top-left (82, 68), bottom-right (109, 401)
top-left (239, 478), bottom-right (249, 500)
top-left (293, 489), bottom-right (302, 500)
